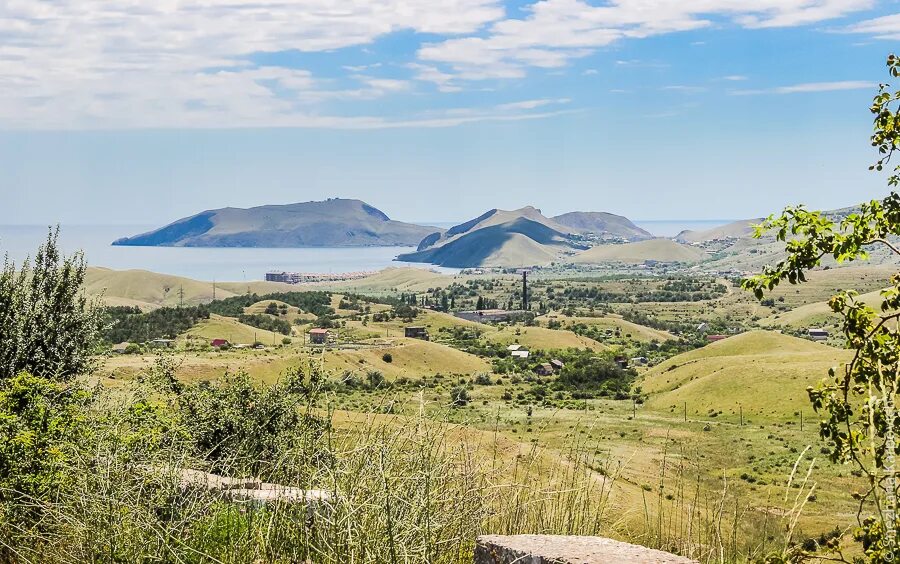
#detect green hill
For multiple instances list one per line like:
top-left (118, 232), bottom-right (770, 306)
top-left (567, 239), bottom-right (707, 264)
top-left (640, 331), bottom-right (850, 421)
top-left (112, 198), bottom-right (440, 247)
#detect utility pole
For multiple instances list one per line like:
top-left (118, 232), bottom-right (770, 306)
top-left (684, 402), bottom-right (687, 423)
top-left (800, 411), bottom-right (803, 431)
top-left (213, 279), bottom-right (216, 300)
top-left (522, 270), bottom-right (528, 311)
top-left (740, 405), bottom-right (743, 427)
top-left (178, 285), bottom-right (184, 308)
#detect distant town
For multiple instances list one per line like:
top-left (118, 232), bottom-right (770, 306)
top-left (265, 270), bottom-right (377, 284)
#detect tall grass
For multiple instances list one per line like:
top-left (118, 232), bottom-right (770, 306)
top-left (0, 382), bottom-right (617, 563)
top-left (0, 374), bottom-right (827, 564)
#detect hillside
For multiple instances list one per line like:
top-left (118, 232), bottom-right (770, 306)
top-left (112, 198), bottom-right (440, 248)
top-left (552, 211), bottom-right (653, 241)
top-left (398, 207), bottom-right (586, 268)
top-left (567, 239), bottom-right (707, 264)
top-left (84, 267), bottom-right (300, 309)
top-left (675, 218), bottom-right (762, 243)
top-left (641, 331), bottom-right (850, 420)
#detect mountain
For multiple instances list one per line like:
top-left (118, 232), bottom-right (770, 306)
top-left (552, 211), bottom-right (653, 241)
top-left (112, 199), bottom-right (441, 248)
top-left (567, 239), bottom-right (707, 264)
top-left (397, 206), bottom-right (587, 268)
top-left (674, 219), bottom-right (763, 244)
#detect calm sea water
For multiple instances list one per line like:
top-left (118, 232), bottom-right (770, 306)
top-left (0, 219), bottom-right (732, 281)
top-left (0, 225), bottom-right (457, 281)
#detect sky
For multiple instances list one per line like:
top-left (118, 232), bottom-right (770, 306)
top-left (2, 1), bottom-right (900, 226)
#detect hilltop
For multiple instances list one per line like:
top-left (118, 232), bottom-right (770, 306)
top-left (640, 331), bottom-right (850, 420)
top-left (552, 211), bottom-right (653, 241)
top-left (567, 238), bottom-right (706, 264)
top-left (398, 206), bottom-right (586, 268)
top-left (675, 218), bottom-right (762, 243)
top-left (112, 198), bottom-right (440, 248)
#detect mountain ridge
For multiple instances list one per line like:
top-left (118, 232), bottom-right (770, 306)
top-left (113, 198), bottom-right (441, 248)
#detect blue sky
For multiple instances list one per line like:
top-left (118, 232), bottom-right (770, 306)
top-left (2, 1), bottom-right (900, 225)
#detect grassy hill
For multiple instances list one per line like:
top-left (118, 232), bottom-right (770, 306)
top-left (640, 331), bottom-right (850, 421)
top-left (319, 338), bottom-right (491, 380)
top-left (323, 267), bottom-right (455, 295)
top-left (85, 267), bottom-right (299, 309)
top-left (538, 313), bottom-right (674, 342)
top-left (181, 314), bottom-right (285, 345)
top-left (112, 198), bottom-right (440, 247)
top-left (567, 239), bottom-right (707, 264)
top-left (482, 326), bottom-right (606, 351)
top-left (761, 289), bottom-right (883, 329)
top-left (675, 218), bottom-right (762, 243)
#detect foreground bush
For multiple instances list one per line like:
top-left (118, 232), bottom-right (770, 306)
top-left (0, 359), bottom-right (617, 563)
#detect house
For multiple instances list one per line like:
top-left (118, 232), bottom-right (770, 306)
top-left (265, 271), bottom-right (288, 283)
top-left (697, 322), bottom-right (709, 332)
top-left (210, 339), bottom-right (230, 348)
top-left (536, 363), bottom-right (554, 376)
top-left (454, 309), bottom-right (527, 323)
top-left (511, 349), bottom-right (530, 359)
top-left (550, 359), bottom-right (565, 371)
top-left (150, 338), bottom-right (175, 348)
top-left (808, 328), bottom-right (829, 341)
top-left (614, 355), bottom-right (628, 369)
top-left (111, 342), bottom-right (131, 354)
top-left (309, 328), bottom-right (329, 344)
top-left (707, 334), bottom-right (728, 342)
top-left (507, 344), bottom-right (524, 352)
top-left (631, 356), bottom-right (649, 366)
top-left (404, 326), bottom-right (429, 340)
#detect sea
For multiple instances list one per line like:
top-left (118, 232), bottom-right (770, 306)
top-left (0, 219), bottom-right (733, 282)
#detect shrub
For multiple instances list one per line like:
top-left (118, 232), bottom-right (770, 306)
top-left (0, 228), bottom-right (102, 381)
top-left (382, 352), bottom-right (393, 363)
top-left (450, 385), bottom-right (470, 407)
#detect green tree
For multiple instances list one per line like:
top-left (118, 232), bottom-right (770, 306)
top-left (743, 54), bottom-right (900, 562)
top-left (0, 228), bottom-right (102, 381)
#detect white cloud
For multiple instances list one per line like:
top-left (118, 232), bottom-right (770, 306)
top-left (582, 68), bottom-right (599, 75)
top-left (844, 13), bottom-right (900, 39)
top-left (662, 85), bottom-right (707, 93)
top-left (419, 0), bottom-right (874, 80)
top-left (0, 0), bottom-right (879, 129)
top-left (0, 0), bottom-right (505, 128)
top-left (720, 74), bottom-right (749, 81)
top-left (495, 98), bottom-right (571, 110)
top-left (731, 80), bottom-right (875, 95)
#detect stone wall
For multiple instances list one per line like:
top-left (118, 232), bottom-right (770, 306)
top-left (474, 535), bottom-right (698, 564)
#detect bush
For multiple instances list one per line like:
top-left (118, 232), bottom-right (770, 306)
top-left (382, 352), bottom-right (393, 363)
top-left (450, 385), bottom-right (470, 407)
top-left (0, 372), bottom-right (88, 528)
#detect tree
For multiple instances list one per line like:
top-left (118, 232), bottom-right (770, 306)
top-left (743, 54), bottom-right (900, 562)
top-left (0, 228), bottom-right (102, 381)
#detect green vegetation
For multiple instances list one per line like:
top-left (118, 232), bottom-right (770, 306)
top-left (103, 305), bottom-right (211, 342)
top-left (743, 54), bottom-right (900, 562)
top-left (0, 228), bottom-right (102, 380)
